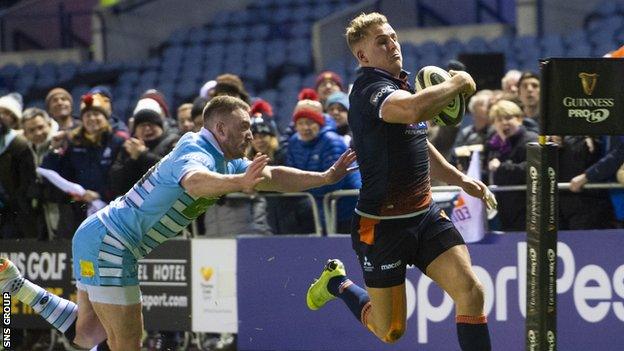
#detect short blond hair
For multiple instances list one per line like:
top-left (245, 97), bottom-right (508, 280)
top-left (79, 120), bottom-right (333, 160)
top-left (488, 99), bottom-right (523, 122)
top-left (345, 12), bottom-right (388, 52)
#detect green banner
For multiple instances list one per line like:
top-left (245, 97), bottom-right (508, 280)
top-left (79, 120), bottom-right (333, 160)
top-left (526, 142), bottom-right (558, 351)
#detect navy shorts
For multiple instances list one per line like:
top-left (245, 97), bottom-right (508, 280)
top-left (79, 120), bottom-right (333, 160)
top-left (350, 203), bottom-right (464, 288)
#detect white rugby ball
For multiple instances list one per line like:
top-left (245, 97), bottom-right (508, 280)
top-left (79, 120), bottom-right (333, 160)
top-left (415, 65), bottom-right (465, 126)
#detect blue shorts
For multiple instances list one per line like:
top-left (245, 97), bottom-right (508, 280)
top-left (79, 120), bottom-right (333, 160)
top-left (72, 215), bottom-right (139, 287)
top-left (350, 203), bottom-right (464, 288)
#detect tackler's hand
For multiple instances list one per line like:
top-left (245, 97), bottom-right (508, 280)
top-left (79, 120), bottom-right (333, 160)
top-left (324, 149), bottom-right (358, 185)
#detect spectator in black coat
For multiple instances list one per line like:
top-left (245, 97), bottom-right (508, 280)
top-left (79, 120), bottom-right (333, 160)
top-left (110, 108), bottom-right (179, 198)
top-left (485, 100), bottom-right (538, 231)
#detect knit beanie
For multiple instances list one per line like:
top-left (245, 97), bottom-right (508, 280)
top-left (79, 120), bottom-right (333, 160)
top-left (80, 93), bottom-right (110, 118)
top-left (325, 91), bottom-right (349, 110)
top-left (293, 108), bottom-right (325, 126)
top-left (0, 92), bottom-right (23, 121)
top-left (251, 117), bottom-right (276, 136)
top-left (133, 109), bottom-right (164, 132)
top-left (87, 86), bottom-right (113, 117)
top-left (45, 87), bottom-right (73, 108)
top-left (141, 89), bottom-right (170, 117)
top-left (133, 98), bottom-right (163, 116)
top-left (315, 71), bottom-right (343, 89)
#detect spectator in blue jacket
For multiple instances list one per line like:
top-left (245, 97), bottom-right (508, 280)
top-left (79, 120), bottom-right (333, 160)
top-left (42, 93), bottom-right (128, 223)
top-left (287, 102), bottom-right (361, 234)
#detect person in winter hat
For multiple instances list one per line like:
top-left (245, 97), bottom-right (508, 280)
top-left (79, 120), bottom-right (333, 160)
top-left (0, 93), bottom-right (23, 130)
top-left (325, 91), bottom-right (351, 144)
top-left (315, 70), bottom-right (344, 106)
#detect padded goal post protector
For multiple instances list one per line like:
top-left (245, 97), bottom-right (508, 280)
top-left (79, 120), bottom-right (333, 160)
top-left (540, 58), bottom-right (624, 135)
top-left (526, 143), bottom-right (559, 351)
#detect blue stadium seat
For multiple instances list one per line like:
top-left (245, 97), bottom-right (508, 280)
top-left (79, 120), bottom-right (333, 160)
top-left (540, 34), bottom-right (565, 57)
top-left (563, 30), bottom-right (588, 48)
top-left (590, 0), bottom-right (620, 18)
top-left (418, 41), bottom-right (442, 58)
top-left (188, 28), bottom-right (209, 45)
top-left (266, 39), bottom-right (287, 68)
top-left (286, 39), bottom-right (311, 67)
top-left (211, 11), bottom-right (232, 28)
top-left (291, 5), bottom-right (314, 23)
top-left (312, 3), bottom-right (333, 19)
top-left (566, 43), bottom-right (592, 57)
top-left (229, 26), bottom-right (249, 41)
top-left (290, 22), bottom-right (312, 38)
top-left (167, 28), bottom-right (190, 46)
top-left (464, 37), bottom-right (489, 53)
top-left (488, 35), bottom-right (514, 56)
top-left (271, 8), bottom-right (291, 24)
top-left (248, 24), bottom-right (270, 42)
top-left (418, 53), bottom-right (442, 68)
top-left (57, 62), bottom-right (77, 83)
top-left (586, 16), bottom-right (623, 46)
top-left (207, 27), bottom-right (229, 43)
top-left (442, 38), bottom-right (466, 58)
top-left (256, 89), bottom-right (278, 106)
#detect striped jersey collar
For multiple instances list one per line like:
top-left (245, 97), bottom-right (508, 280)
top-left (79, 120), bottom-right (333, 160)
top-left (199, 127), bottom-right (224, 157)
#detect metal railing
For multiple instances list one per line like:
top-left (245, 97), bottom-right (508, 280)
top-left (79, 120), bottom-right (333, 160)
top-left (322, 182), bottom-right (624, 234)
top-left (188, 191), bottom-right (324, 237)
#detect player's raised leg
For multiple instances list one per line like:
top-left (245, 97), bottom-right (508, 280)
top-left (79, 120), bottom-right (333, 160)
top-left (364, 285), bottom-right (406, 343)
top-left (425, 243), bottom-right (491, 351)
top-left (0, 258), bottom-right (82, 341)
top-left (307, 259), bottom-right (408, 344)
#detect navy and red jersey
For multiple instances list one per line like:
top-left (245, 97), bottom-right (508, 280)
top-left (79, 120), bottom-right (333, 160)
top-left (348, 67), bottom-right (432, 218)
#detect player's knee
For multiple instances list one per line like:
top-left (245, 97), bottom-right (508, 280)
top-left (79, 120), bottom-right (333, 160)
top-left (457, 278), bottom-right (485, 308)
top-left (380, 326), bottom-right (406, 344)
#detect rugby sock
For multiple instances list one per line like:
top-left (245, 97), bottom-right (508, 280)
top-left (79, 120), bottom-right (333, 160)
top-left (1, 274), bottom-right (77, 334)
top-left (456, 315), bottom-right (491, 351)
top-left (328, 276), bottom-right (371, 324)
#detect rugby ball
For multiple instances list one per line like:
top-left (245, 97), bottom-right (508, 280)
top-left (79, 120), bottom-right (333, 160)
top-left (415, 65), bottom-right (465, 126)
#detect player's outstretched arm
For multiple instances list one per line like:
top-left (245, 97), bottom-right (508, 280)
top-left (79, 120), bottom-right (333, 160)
top-left (181, 155), bottom-right (269, 198)
top-left (428, 141), bottom-right (497, 210)
top-left (256, 149), bottom-right (357, 192)
top-left (381, 71), bottom-right (476, 124)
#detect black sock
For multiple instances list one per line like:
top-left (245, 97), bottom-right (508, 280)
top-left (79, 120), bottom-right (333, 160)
top-left (328, 276), bottom-right (371, 323)
top-left (456, 315), bottom-right (491, 351)
top-left (96, 339), bottom-right (111, 351)
top-left (63, 319), bottom-right (76, 341)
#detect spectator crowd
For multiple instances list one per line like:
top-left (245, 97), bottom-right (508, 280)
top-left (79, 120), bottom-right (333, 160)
top-left (2, 65), bottom-right (624, 243)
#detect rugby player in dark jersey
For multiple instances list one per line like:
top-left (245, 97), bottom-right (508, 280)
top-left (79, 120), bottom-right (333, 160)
top-left (306, 12), bottom-right (492, 351)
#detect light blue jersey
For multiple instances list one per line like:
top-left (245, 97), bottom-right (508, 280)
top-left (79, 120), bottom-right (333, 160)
top-left (97, 128), bottom-right (249, 259)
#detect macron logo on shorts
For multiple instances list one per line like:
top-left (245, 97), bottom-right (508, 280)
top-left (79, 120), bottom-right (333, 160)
top-left (381, 260), bottom-right (402, 271)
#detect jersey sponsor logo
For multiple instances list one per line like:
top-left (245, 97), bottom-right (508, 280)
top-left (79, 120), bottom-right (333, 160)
top-left (79, 260), bottom-right (95, 278)
top-left (369, 85), bottom-right (396, 106)
top-left (181, 197), bottom-right (218, 219)
top-left (363, 256), bottom-right (374, 272)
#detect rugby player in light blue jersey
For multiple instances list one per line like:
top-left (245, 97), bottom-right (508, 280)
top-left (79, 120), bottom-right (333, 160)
top-left (0, 95), bottom-right (357, 351)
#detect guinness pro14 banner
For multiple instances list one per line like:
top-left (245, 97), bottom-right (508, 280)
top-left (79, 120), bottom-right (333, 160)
top-left (540, 58), bottom-right (624, 135)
